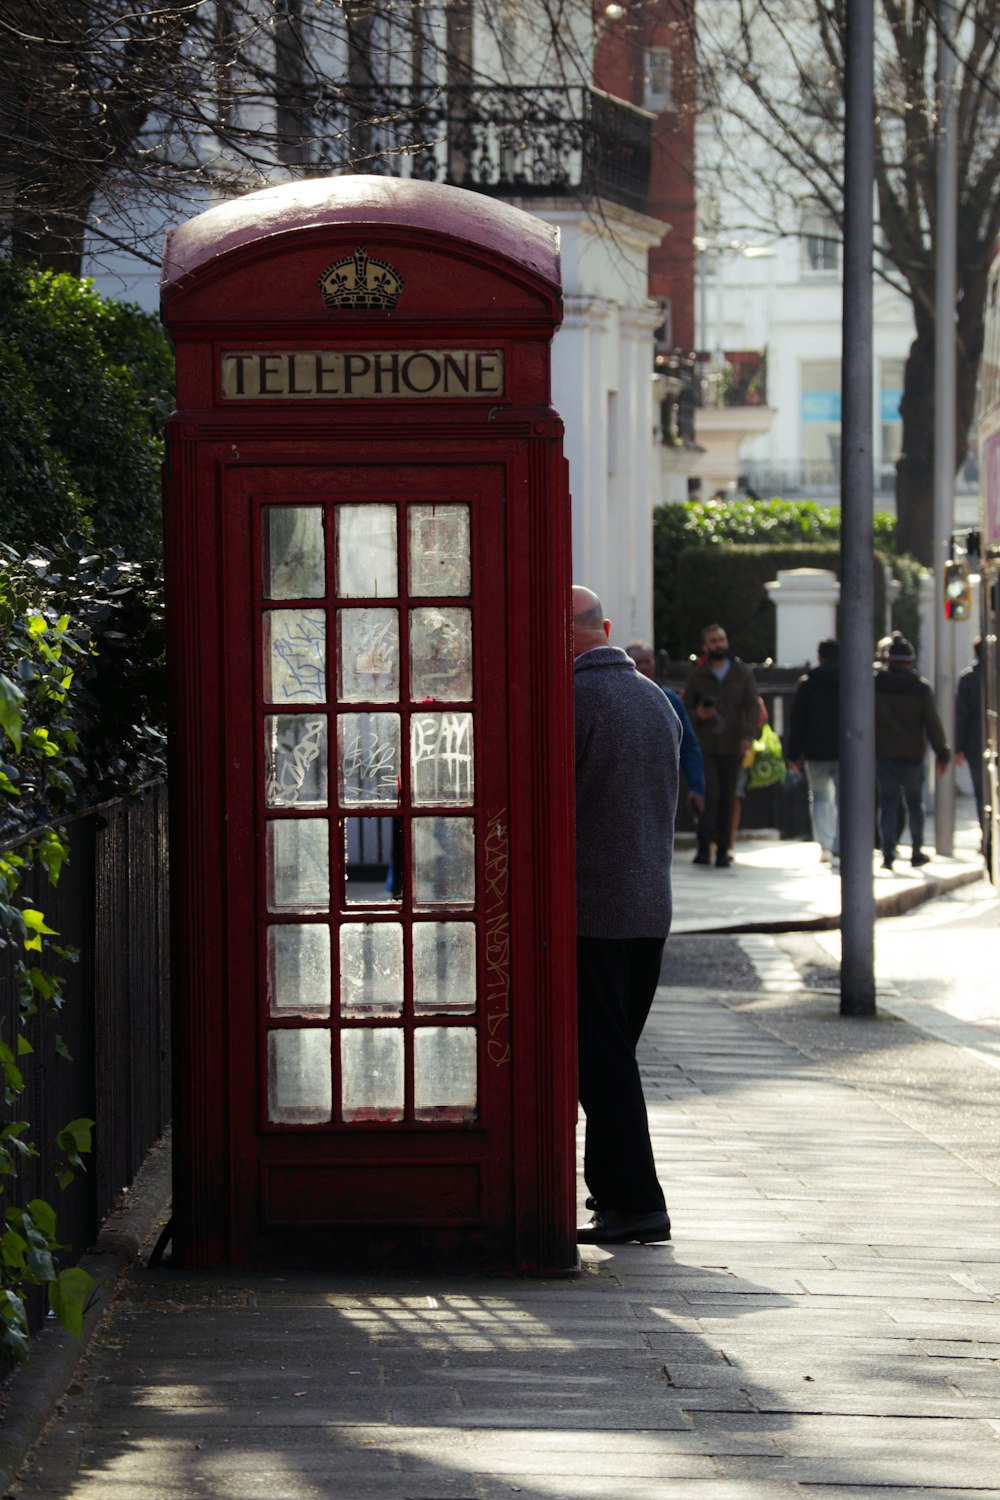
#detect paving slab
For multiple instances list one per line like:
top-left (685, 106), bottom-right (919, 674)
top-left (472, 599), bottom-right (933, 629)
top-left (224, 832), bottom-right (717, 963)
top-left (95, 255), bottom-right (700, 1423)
top-left (9, 888), bottom-right (1000, 1499)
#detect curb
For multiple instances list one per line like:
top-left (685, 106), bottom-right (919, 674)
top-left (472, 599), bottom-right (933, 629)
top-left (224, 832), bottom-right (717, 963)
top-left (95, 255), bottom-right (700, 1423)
top-left (690, 863), bottom-right (986, 935)
top-left (0, 1135), bottom-right (172, 1497)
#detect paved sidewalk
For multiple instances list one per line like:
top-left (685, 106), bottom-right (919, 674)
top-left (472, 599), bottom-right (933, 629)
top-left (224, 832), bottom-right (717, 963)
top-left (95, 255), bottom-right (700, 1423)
top-left (4, 811), bottom-right (997, 1499)
top-left (671, 801), bottom-right (986, 934)
top-left (11, 956), bottom-right (1000, 1497)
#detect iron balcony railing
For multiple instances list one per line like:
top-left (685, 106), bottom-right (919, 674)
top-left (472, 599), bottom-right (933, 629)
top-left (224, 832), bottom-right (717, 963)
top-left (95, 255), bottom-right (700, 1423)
top-left (317, 84), bottom-right (652, 215)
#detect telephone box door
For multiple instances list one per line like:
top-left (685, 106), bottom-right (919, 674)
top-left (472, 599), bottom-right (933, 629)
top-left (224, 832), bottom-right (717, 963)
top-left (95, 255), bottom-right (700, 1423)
top-left (222, 460), bottom-right (520, 1266)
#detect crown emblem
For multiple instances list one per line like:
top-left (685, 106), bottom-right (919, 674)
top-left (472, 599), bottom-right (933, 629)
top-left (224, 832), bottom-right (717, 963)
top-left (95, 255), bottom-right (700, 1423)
top-left (318, 248), bottom-right (404, 312)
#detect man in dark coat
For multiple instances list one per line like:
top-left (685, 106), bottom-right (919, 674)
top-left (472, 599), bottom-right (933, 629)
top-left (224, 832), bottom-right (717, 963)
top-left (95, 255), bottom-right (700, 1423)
top-left (875, 632), bottom-right (951, 870)
top-left (573, 586), bottom-right (680, 1245)
top-left (955, 639), bottom-right (986, 859)
top-left (786, 639), bottom-right (840, 865)
top-left (683, 624), bottom-right (759, 868)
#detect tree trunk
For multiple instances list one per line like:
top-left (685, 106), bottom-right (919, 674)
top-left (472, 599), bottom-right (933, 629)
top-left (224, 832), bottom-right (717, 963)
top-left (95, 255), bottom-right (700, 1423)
top-left (894, 304), bottom-right (978, 566)
top-left (894, 320), bottom-right (935, 564)
top-left (9, 178), bottom-right (94, 278)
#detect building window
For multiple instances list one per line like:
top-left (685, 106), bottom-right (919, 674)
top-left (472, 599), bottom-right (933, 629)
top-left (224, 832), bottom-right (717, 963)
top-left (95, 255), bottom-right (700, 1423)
top-left (498, 0), bottom-right (522, 73)
top-left (800, 206), bottom-right (841, 276)
top-left (800, 359), bottom-right (841, 483)
top-left (879, 358), bottom-right (904, 475)
top-left (644, 48), bottom-right (674, 111)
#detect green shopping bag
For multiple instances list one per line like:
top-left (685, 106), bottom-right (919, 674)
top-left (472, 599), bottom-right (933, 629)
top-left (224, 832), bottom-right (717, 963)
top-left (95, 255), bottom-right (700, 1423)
top-left (746, 722), bottom-right (787, 790)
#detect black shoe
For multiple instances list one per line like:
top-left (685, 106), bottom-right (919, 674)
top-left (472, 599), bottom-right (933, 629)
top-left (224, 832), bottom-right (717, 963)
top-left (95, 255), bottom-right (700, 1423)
top-left (577, 1209), bottom-right (671, 1245)
top-left (693, 849), bottom-right (711, 865)
top-left (584, 1195), bottom-right (598, 1211)
top-left (715, 853), bottom-right (731, 868)
top-left (911, 850), bottom-right (930, 867)
top-left (881, 855), bottom-right (894, 870)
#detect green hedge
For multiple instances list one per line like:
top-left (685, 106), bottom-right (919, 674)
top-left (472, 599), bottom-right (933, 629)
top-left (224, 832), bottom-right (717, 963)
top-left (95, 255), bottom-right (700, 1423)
top-left (673, 543), bottom-right (890, 663)
top-left (0, 263), bottom-right (173, 562)
top-left (654, 499), bottom-right (924, 662)
top-left (0, 537), bottom-right (165, 839)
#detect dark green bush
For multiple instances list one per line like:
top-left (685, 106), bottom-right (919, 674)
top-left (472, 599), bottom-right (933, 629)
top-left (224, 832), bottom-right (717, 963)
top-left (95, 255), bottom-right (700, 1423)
top-left (0, 263), bottom-right (173, 561)
top-left (0, 337), bottom-right (90, 547)
top-left (673, 543), bottom-right (890, 664)
top-left (654, 498), bottom-right (922, 662)
top-left (0, 536), bottom-right (165, 838)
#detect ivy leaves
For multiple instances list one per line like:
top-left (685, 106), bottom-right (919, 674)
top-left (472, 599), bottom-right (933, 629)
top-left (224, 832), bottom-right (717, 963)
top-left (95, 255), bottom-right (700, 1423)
top-left (0, 550), bottom-right (117, 1361)
top-left (0, 537), bottom-right (166, 841)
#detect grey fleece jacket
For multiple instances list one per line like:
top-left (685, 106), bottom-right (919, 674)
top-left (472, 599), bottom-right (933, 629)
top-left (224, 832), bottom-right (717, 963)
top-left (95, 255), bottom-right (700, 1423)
top-left (575, 646), bottom-right (681, 940)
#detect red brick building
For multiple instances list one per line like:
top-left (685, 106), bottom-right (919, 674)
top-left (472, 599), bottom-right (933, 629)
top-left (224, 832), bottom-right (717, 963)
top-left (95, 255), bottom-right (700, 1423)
top-left (593, 0), bottom-right (697, 352)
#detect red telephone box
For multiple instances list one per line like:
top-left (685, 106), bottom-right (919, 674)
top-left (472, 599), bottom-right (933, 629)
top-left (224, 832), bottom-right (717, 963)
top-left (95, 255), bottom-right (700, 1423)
top-left (161, 177), bottom-right (577, 1273)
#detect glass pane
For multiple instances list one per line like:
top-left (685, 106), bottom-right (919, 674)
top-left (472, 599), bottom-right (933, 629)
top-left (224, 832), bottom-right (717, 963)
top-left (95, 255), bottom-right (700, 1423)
top-left (265, 715), bottom-right (328, 808)
top-left (408, 505), bottom-right (471, 596)
top-left (340, 923), bottom-right (403, 1017)
top-left (266, 819), bottom-right (330, 913)
top-left (413, 923), bottom-right (477, 1014)
top-left (264, 609), bottom-right (327, 704)
top-left (411, 712), bottom-right (474, 806)
top-left (341, 1028), bottom-right (404, 1122)
top-left (338, 609), bottom-right (399, 702)
top-left (345, 816), bottom-right (401, 907)
top-left (264, 506), bottom-right (325, 599)
top-left (267, 925), bottom-right (332, 1016)
top-left (338, 713), bottom-right (400, 806)
top-left (336, 504), bottom-right (397, 598)
top-left (414, 1027), bottom-right (477, 1121)
top-left (268, 1029), bottom-right (332, 1124)
top-left (410, 607), bottom-right (473, 701)
top-left (412, 817), bottom-right (475, 908)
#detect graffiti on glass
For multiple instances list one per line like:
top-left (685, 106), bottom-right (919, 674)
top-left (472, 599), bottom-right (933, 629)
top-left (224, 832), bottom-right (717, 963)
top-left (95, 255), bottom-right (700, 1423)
top-left (484, 810), bottom-right (510, 1066)
top-left (271, 611), bottom-right (326, 701)
top-left (411, 712), bottom-right (473, 804)
top-left (342, 720), bottom-right (401, 804)
top-left (267, 717), bottom-right (326, 806)
top-left (353, 618), bottom-right (396, 677)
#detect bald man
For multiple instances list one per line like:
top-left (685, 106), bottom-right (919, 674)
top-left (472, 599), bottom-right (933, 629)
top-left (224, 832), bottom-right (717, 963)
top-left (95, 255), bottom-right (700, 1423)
top-left (573, 585), bottom-right (680, 1245)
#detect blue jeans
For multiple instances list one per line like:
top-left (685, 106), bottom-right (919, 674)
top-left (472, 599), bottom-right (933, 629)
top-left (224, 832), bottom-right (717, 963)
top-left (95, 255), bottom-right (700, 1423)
top-left (805, 760), bottom-right (840, 855)
top-left (876, 759), bottom-right (925, 861)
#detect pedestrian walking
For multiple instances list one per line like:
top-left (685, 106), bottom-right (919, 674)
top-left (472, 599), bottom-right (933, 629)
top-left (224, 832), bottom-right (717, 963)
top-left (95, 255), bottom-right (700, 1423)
top-left (683, 624), bottom-right (759, 868)
top-left (786, 639), bottom-right (841, 867)
top-left (625, 641), bottom-right (706, 819)
top-left (573, 587), bottom-right (679, 1244)
top-left (874, 632), bottom-right (951, 870)
top-left (955, 639), bottom-right (987, 865)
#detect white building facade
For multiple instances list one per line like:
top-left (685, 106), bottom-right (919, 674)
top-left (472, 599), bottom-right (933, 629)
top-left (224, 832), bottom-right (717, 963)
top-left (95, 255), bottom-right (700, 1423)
top-left (82, 0), bottom-right (667, 645)
top-left (692, 194), bottom-right (916, 512)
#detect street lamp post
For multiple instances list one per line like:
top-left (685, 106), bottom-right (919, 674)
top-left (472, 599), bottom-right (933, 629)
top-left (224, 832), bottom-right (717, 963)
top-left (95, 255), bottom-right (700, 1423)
top-left (933, 0), bottom-right (958, 856)
top-left (839, 0), bottom-right (877, 1016)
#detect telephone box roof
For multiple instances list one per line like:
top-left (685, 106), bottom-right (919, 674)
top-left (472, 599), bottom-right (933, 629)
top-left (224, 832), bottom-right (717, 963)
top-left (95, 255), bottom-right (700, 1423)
top-left (162, 175), bottom-right (561, 295)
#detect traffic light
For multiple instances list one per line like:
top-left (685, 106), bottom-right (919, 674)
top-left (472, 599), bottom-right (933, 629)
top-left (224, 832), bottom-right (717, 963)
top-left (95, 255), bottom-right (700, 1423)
top-left (943, 559), bottom-right (971, 621)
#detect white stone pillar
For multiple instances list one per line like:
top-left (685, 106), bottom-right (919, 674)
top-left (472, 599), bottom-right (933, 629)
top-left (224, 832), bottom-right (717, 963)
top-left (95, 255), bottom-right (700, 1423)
top-left (619, 304), bottom-right (662, 644)
top-left (764, 568), bottom-right (840, 667)
top-left (918, 570), bottom-right (935, 678)
top-left (553, 295), bottom-right (611, 597)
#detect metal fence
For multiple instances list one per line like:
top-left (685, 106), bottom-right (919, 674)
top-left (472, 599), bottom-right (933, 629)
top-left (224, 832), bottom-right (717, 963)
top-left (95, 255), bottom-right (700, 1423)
top-left (0, 782), bottom-right (170, 1335)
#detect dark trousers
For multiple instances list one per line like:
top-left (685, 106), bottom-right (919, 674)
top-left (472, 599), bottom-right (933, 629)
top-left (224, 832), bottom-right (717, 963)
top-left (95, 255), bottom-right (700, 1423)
top-left (876, 759), bottom-right (925, 860)
top-left (700, 752), bottom-right (743, 854)
top-left (969, 763), bottom-right (986, 856)
top-left (577, 936), bottom-right (667, 1215)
